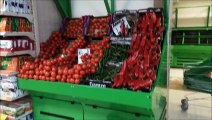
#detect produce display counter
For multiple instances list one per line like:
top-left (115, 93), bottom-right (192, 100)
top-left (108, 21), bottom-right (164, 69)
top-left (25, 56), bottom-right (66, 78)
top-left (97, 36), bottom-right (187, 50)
top-left (18, 36), bottom-right (168, 119)
top-left (17, 0), bottom-right (170, 119)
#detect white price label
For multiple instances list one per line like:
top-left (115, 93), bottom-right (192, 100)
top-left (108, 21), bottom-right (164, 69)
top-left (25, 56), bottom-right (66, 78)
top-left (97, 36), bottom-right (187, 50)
top-left (112, 17), bottom-right (130, 36)
top-left (78, 48), bottom-right (90, 64)
top-left (0, 40), bottom-right (13, 49)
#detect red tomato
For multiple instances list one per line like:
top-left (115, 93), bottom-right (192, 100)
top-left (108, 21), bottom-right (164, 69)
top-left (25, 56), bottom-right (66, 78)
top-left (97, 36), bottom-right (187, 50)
top-left (51, 66), bottom-right (57, 72)
top-left (74, 79), bottom-right (80, 84)
top-left (45, 71), bottom-right (50, 77)
top-left (80, 70), bottom-right (85, 76)
top-left (34, 58), bottom-right (39, 63)
top-left (29, 75), bottom-right (33, 79)
top-left (50, 77), bottom-right (56, 81)
top-left (20, 69), bottom-right (24, 74)
top-left (63, 69), bottom-right (68, 75)
top-left (70, 78), bottom-right (75, 83)
top-left (50, 71), bottom-right (56, 77)
top-left (82, 64), bottom-right (87, 70)
top-left (46, 61), bottom-right (51, 66)
top-left (39, 75), bottom-right (43, 80)
top-left (24, 74), bottom-right (29, 79)
top-left (74, 69), bottom-right (80, 74)
top-left (38, 64), bottom-right (43, 70)
top-left (45, 66), bottom-right (51, 71)
top-left (41, 76), bottom-right (46, 80)
top-left (73, 74), bottom-right (80, 79)
top-left (62, 75), bottom-right (67, 79)
top-left (34, 75), bottom-right (39, 80)
top-left (30, 64), bottom-right (35, 69)
top-left (58, 68), bottom-right (63, 75)
top-left (91, 68), bottom-right (96, 74)
top-left (29, 70), bottom-right (34, 75)
top-left (68, 69), bottom-right (74, 75)
top-left (94, 63), bottom-right (98, 68)
top-left (56, 75), bottom-right (61, 81)
top-left (61, 78), bottom-right (66, 82)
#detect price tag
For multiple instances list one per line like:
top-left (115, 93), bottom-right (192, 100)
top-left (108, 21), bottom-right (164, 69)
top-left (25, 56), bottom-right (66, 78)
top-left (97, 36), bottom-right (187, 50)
top-left (0, 40), bottom-right (13, 49)
top-left (112, 17), bottom-right (130, 36)
top-left (78, 48), bottom-right (90, 64)
top-left (0, 113), bottom-right (8, 120)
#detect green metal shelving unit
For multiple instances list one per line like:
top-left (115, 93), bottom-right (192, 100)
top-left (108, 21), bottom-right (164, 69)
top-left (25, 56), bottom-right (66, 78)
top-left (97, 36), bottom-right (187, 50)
top-left (171, 5), bottom-right (212, 68)
top-left (18, 0), bottom-right (169, 120)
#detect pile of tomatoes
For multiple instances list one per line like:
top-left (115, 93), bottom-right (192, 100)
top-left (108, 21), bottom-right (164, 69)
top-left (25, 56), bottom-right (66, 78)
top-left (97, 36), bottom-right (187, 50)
top-left (66, 37), bottom-right (110, 84)
top-left (64, 18), bottom-right (83, 38)
top-left (39, 32), bottom-right (69, 59)
top-left (18, 30), bottom-right (110, 84)
top-left (88, 16), bottom-right (111, 38)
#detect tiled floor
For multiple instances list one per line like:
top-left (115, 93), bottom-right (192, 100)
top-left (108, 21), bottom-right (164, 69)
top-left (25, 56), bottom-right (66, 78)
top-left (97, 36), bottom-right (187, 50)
top-left (168, 69), bottom-right (212, 120)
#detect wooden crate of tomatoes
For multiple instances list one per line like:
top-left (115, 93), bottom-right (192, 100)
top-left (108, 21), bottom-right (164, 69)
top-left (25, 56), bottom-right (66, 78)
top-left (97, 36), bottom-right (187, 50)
top-left (87, 15), bottom-right (112, 38)
top-left (63, 17), bottom-right (85, 38)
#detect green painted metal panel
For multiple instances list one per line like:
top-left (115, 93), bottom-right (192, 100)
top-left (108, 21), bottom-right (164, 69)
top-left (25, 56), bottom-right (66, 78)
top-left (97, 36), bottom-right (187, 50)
top-left (32, 96), bottom-right (83, 120)
top-left (18, 79), bottom-right (152, 112)
top-left (54, 0), bottom-right (72, 18)
top-left (104, 0), bottom-right (111, 13)
top-left (111, 0), bottom-right (115, 13)
top-left (84, 105), bottom-right (152, 120)
top-left (171, 45), bottom-right (212, 68)
top-left (172, 27), bottom-right (212, 31)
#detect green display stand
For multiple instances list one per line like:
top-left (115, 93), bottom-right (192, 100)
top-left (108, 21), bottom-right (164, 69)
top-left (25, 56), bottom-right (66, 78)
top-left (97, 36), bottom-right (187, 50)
top-left (18, 34), bottom-right (168, 119)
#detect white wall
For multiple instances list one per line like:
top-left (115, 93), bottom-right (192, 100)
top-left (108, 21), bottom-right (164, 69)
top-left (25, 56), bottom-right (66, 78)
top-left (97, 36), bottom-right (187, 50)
top-left (35, 0), bottom-right (62, 42)
top-left (71, 0), bottom-right (154, 17)
top-left (35, 0), bottom-right (154, 41)
top-left (172, 0), bottom-right (212, 27)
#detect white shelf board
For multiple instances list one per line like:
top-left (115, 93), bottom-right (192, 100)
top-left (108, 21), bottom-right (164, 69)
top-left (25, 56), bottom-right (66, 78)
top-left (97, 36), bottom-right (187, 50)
top-left (0, 11), bottom-right (33, 23)
top-left (0, 50), bottom-right (35, 57)
top-left (0, 32), bottom-right (35, 40)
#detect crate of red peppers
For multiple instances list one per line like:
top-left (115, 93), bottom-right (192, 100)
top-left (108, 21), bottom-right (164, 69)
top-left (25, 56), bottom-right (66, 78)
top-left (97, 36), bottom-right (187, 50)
top-left (111, 10), bottom-right (138, 42)
top-left (86, 15), bottom-right (112, 38)
top-left (112, 8), bottom-right (165, 91)
top-left (137, 8), bottom-right (164, 44)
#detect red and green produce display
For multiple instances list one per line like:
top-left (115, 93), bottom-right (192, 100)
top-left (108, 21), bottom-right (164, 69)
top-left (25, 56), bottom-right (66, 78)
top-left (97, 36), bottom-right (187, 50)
top-left (18, 8), bottom-right (164, 92)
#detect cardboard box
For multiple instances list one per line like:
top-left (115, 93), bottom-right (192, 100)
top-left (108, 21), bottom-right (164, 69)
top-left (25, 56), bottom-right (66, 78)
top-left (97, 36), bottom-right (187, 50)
top-left (0, 97), bottom-right (32, 119)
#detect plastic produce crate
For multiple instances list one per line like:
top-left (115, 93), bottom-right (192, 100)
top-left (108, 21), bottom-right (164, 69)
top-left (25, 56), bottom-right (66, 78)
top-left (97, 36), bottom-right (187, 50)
top-left (184, 58), bottom-right (212, 94)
